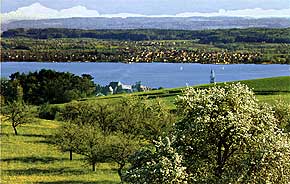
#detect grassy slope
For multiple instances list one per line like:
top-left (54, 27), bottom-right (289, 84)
top-left (0, 119), bottom-right (120, 184)
top-left (1, 76), bottom-right (289, 183)
top-left (90, 76), bottom-right (290, 106)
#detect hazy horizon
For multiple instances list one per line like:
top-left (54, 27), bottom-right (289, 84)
top-left (2, 0), bottom-right (289, 13)
top-left (1, 1), bottom-right (289, 23)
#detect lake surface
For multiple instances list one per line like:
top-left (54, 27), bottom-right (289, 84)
top-left (1, 62), bottom-right (289, 88)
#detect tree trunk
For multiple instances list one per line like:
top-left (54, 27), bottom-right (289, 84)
top-left (12, 125), bottom-right (18, 135)
top-left (118, 162), bottom-right (126, 181)
top-left (92, 162), bottom-right (96, 171)
top-left (69, 150), bottom-right (73, 160)
top-left (215, 165), bottom-right (223, 178)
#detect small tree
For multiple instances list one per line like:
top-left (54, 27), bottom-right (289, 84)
top-left (2, 100), bottom-right (33, 135)
top-left (55, 96), bottom-right (174, 181)
top-left (114, 97), bottom-right (175, 141)
top-left (54, 122), bottom-right (79, 160)
top-left (74, 125), bottom-right (107, 171)
top-left (105, 132), bottom-right (140, 179)
top-left (57, 123), bottom-right (141, 176)
top-left (38, 103), bottom-right (60, 120)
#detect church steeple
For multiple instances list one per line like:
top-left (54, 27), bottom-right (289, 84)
top-left (210, 69), bottom-right (215, 83)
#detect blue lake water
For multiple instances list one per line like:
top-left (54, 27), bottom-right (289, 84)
top-left (1, 62), bottom-right (289, 88)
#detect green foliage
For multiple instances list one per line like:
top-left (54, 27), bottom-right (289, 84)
top-left (54, 96), bottom-right (174, 181)
top-left (0, 77), bottom-right (23, 103)
top-left (1, 100), bottom-right (34, 135)
top-left (59, 97), bottom-right (175, 140)
top-left (38, 103), bottom-right (60, 120)
top-left (3, 69), bottom-right (96, 105)
top-left (114, 97), bottom-right (175, 141)
top-left (60, 102), bottom-right (116, 132)
top-left (2, 28), bottom-right (290, 43)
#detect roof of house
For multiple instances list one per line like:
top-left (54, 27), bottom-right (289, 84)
top-left (121, 84), bottom-right (132, 90)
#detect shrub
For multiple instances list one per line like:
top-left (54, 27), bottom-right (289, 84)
top-left (38, 103), bottom-right (60, 120)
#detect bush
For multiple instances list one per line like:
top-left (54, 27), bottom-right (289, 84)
top-left (38, 103), bottom-right (60, 120)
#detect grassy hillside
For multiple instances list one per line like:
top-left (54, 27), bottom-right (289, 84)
top-left (1, 76), bottom-right (289, 183)
top-left (0, 119), bottom-right (120, 184)
top-left (90, 76), bottom-right (290, 106)
top-left (240, 76), bottom-right (290, 93)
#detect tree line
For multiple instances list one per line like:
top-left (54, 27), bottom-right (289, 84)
top-left (1, 69), bottom-right (96, 105)
top-left (2, 28), bottom-right (290, 43)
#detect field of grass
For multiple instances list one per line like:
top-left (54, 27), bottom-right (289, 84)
top-left (1, 76), bottom-right (289, 183)
top-left (0, 118), bottom-right (120, 184)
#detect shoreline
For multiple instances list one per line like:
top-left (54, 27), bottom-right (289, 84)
top-left (1, 61), bottom-right (285, 65)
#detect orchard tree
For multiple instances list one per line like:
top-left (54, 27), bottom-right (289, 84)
top-left (73, 125), bottom-right (108, 172)
top-left (54, 96), bottom-right (174, 181)
top-left (125, 83), bottom-right (290, 183)
top-left (62, 124), bottom-right (140, 177)
top-left (54, 102), bottom-right (101, 161)
top-left (175, 83), bottom-right (290, 183)
top-left (54, 122), bottom-right (80, 160)
top-left (114, 97), bottom-right (175, 141)
top-left (94, 132), bottom-right (140, 179)
top-left (2, 100), bottom-right (33, 135)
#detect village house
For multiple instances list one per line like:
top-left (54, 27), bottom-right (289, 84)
top-left (104, 81), bottom-right (150, 95)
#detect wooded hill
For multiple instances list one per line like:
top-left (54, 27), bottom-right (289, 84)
top-left (2, 28), bottom-right (290, 43)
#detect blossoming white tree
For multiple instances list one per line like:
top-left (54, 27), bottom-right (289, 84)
top-left (125, 83), bottom-right (290, 183)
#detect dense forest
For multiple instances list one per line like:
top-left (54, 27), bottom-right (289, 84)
top-left (2, 28), bottom-right (290, 43)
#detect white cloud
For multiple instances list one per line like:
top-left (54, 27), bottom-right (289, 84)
top-left (1, 3), bottom-right (290, 23)
top-left (176, 8), bottom-right (290, 18)
top-left (1, 3), bottom-right (100, 23)
top-left (60, 5), bottom-right (100, 17)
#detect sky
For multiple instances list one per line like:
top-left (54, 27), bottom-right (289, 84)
top-left (1, 0), bottom-right (290, 22)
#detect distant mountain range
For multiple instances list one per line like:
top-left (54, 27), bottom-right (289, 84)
top-left (2, 17), bottom-right (290, 32)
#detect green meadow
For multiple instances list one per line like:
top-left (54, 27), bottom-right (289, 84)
top-left (1, 76), bottom-right (289, 183)
top-left (1, 119), bottom-right (120, 184)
